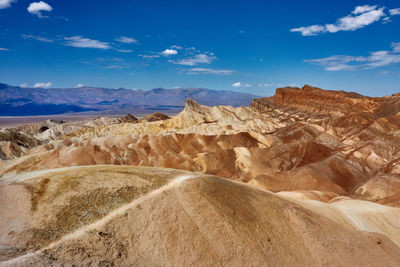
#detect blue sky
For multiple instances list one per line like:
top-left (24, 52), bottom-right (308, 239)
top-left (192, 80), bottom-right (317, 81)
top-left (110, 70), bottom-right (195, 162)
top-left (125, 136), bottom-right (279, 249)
top-left (0, 0), bottom-right (399, 96)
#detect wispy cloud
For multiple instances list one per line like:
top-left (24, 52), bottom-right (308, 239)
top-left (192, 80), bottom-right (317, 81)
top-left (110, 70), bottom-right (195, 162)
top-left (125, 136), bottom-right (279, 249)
top-left (118, 49), bottom-right (132, 53)
top-left (64, 36), bottom-right (111, 49)
top-left (27, 1), bottom-right (53, 18)
top-left (115, 36), bottom-right (138, 44)
top-left (258, 83), bottom-right (274, 87)
top-left (352, 5), bottom-right (378, 14)
top-left (22, 34), bottom-right (53, 42)
top-left (393, 42), bottom-right (400, 53)
top-left (97, 57), bottom-right (124, 62)
top-left (139, 54), bottom-right (160, 59)
top-left (184, 68), bottom-right (234, 75)
top-left (33, 82), bottom-right (52, 88)
top-left (185, 47), bottom-right (198, 52)
top-left (305, 42), bottom-right (400, 71)
top-left (232, 82), bottom-right (251, 88)
top-left (0, 47), bottom-right (9, 51)
top-left (171, 45), bottom-right (183, 50)
top-left (0, 0), bottom-right (16, 9)
top-left (291, 5), bottom-right (398, 36)
top-left (306, 55), bottom-right (366, 71)
top-left (105, 65), bottom-right (131, 69)
top-left (379, 70), bottom-right (390, 75)
top-left (171, 54), bottom-right (216, 66)
top-left (389, 8), bottom-right (400, 15)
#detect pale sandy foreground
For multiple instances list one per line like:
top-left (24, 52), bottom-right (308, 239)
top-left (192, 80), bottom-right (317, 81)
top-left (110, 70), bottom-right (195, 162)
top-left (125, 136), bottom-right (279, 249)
top-left (1, 165), bottom-right (400, 266)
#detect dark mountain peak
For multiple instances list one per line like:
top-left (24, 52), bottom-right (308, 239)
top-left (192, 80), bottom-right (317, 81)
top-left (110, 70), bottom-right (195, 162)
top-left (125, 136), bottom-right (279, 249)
top-left (150, 88), bottom-right (168, 93)
top-left (0, 83), bottom-right (9, 90)
top-left (142, 112), bottom-right (170, 122)
top-left (0, 83), bottom-right (259, 116)
top-left (119, 113), bottom-right (138, 123)
top-left (184, 98), bottom-right (202, 111)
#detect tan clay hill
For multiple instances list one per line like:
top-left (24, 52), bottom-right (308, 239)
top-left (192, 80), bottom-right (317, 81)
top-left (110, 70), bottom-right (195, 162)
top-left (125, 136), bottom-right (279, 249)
top-left (2, 166), bottom-right (400, 266)
top-left (1, 85), bottom-right (400, 265)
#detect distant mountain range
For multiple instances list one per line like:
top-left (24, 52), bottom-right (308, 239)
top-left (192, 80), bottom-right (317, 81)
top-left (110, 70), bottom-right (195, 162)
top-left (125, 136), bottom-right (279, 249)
top-left (0, 83), bottom-right (260, 116)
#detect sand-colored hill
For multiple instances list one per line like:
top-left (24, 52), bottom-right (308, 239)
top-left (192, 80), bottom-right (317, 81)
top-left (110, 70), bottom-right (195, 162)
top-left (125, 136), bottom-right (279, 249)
top-left (1, 86), bottom-right (399, 202)
top-left (1, 165), bottom-right (400, 266)
top-left (1, 85), bottom-right (400, 265)
top-left (0, 128), bottom-right (42, 160)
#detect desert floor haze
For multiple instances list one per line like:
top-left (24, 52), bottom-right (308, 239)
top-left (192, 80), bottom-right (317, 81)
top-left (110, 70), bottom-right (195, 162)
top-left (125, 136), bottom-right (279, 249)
top-left (1, 85), bottom-right (400, 266)
top-left (0, 83), bottom-right (258, 116)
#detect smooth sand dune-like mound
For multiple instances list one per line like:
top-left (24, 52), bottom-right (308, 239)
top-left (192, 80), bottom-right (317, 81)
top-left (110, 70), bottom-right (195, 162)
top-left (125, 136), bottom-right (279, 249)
top-left (1, 165), bottom-right (400, 266)
top-left (0, 165), bottom-right (187, 261)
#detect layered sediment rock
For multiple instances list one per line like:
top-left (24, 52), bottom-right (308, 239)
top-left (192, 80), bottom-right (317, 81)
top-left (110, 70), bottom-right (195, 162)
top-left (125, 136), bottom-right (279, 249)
top-left (1, 85), bottom-right (400, 265)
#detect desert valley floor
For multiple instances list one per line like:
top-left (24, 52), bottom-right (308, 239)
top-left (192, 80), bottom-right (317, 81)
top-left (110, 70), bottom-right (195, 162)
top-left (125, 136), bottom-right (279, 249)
top-left (1, 85), bottom-right (400, 266)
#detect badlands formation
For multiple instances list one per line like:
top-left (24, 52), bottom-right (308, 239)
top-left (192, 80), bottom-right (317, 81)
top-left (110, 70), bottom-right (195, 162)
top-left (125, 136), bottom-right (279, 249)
top-left (1, 85), bottom-right (400, 265)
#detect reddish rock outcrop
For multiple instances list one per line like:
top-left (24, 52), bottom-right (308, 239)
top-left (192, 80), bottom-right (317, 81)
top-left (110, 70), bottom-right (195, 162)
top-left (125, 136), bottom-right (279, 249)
top-left (272, 85), bottom-right (381, 115)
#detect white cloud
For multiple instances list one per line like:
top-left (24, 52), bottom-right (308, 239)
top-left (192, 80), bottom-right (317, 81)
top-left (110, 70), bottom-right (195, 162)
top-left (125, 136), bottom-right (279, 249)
top-left (366, 50), bottom-right (400, 68)
top-left (0, 47), bottom-right (9, 51)
top-left (291, 5), bottom-right (388, 36)
top-left (291, 25), bottom-right (325, 36)
top-left (326, 7), bottom-right (385, 32)
top-left (27, 1), bottom-right (53, 18)
top-left (0, 0), bottom-right (16, 9)
top-left (171, 54), bottom-right (216, 66)
top-left (305, 42), bottom-right (400, 71)
top-left (64, 36), bottom-right (111, 49)
top-left (118, 49), bottom-right (132, 53)
top-left (97, 57), bottom-right (124, 62)
top-left (74, 84), bottom-right (84, 88)
top-left (185, 47), bottom-right (198, 51)
top-left (232, 82), bottom-right (251, 88)
top-left (161, 49), bottom-right (178, 56)
top-left (390, 8), bottom-right (400, 16)
top-left (171, 45), bottom-right (183, 50)
top-left (288, 83), bottom-right (299, 87)
top-left (139, 54), bottom-right (160, 59)
top-left (33, 82), bottom-right (52, 88)
top-left (352, 5), bottom-right (377, 15)
top-left (393, 42), bottom-right (400, 53)
top-left (232, 82), bottom-right (241, 87)
top-left (20, 83), bottom-right (28, 88)
top-left (184, 68), bottom-right (234, 75)
top-left (115, 36), bottom-right (138, 44)
top-left (22, 34), bottom-right (53, 42)
top-left (258, 83), bottom-right (274, 87)
top-left (305, 55), bottom-right (366, 71)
